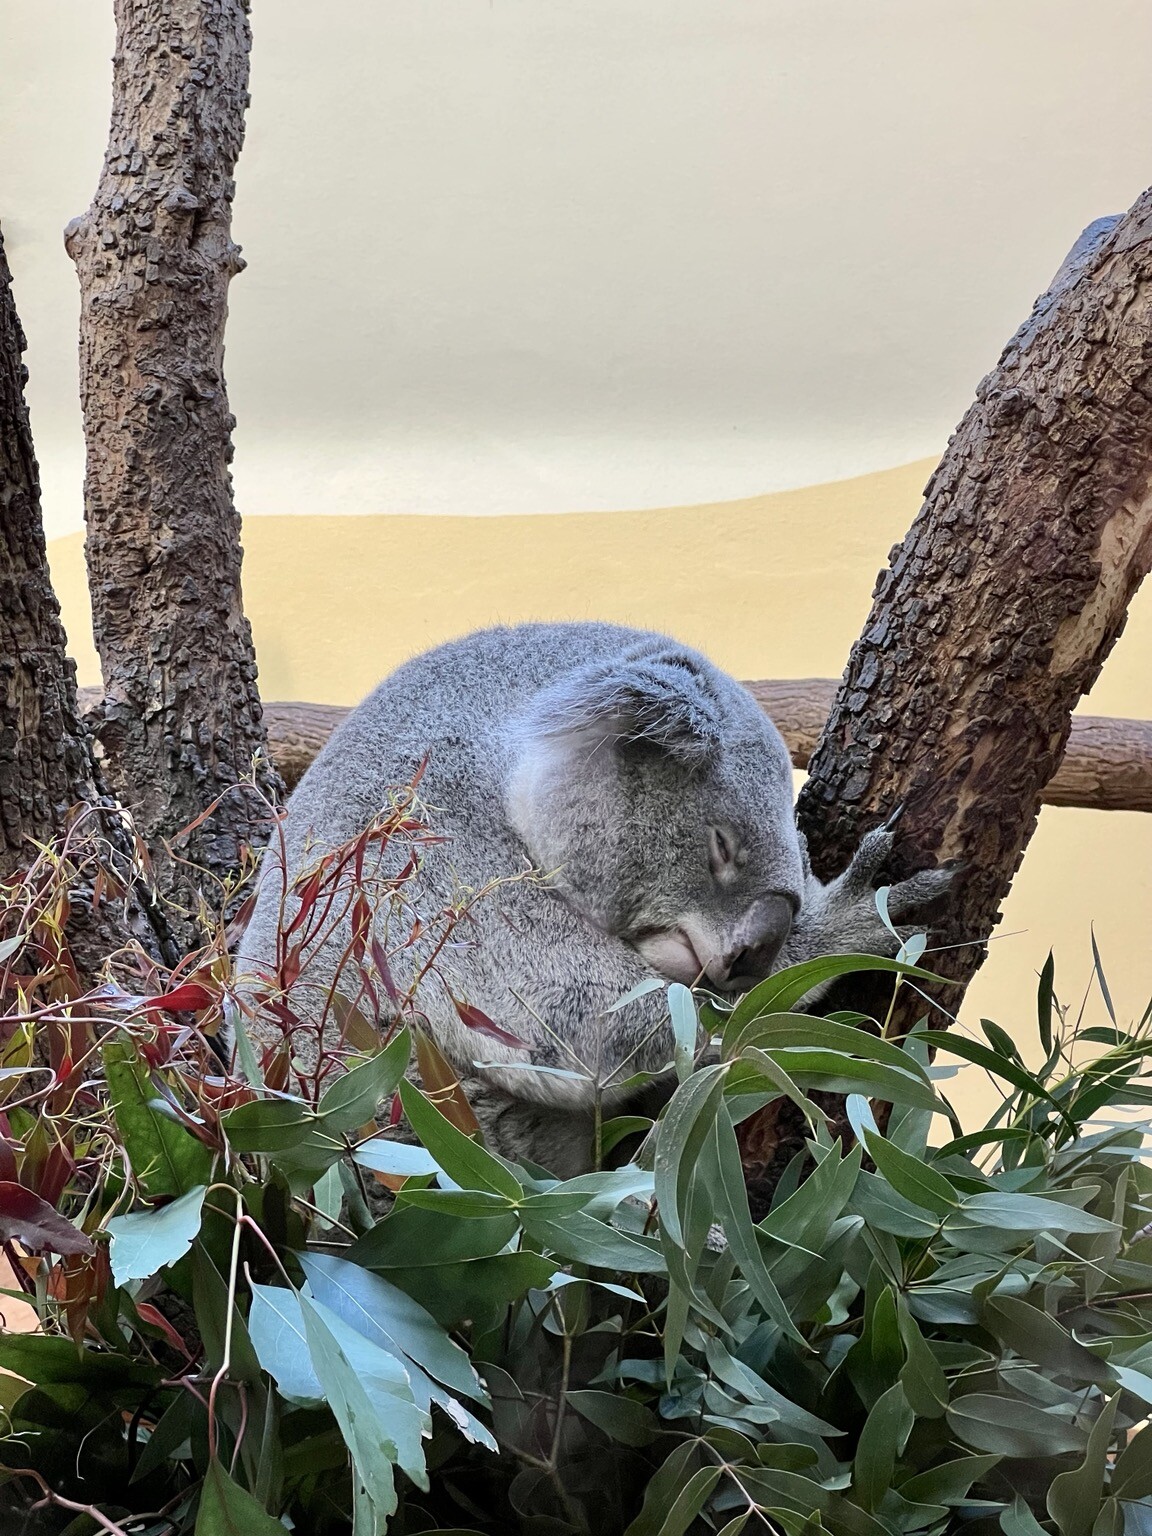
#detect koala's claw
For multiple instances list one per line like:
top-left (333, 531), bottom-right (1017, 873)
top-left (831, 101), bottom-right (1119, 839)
top-left (842, 824), bottom-right (897, 892)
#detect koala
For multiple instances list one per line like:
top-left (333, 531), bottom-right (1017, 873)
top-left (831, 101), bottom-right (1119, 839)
top-left (236, 623), bottom-right (950, 1175)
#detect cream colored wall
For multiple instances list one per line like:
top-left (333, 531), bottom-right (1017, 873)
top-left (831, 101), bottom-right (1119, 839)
top-left (3, 0), bottom-right (1151, 1123)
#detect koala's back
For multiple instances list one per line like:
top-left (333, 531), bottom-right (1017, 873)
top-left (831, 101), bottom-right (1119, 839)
top-left (280, 621), bottom-right (659, 862)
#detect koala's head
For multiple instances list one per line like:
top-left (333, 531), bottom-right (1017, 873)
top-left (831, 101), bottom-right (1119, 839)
top-left (505, 641), bottom-right (804, 993)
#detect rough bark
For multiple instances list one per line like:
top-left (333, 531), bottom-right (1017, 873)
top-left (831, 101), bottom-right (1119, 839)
top-left (740, 203), bottom-right (1152, 1198)
top-left (77, 687), bottom-right (1149, 813)
top-left (0, 228), bottom-right (98, 874)
top-left (64, 0), bottom-right (279, 889)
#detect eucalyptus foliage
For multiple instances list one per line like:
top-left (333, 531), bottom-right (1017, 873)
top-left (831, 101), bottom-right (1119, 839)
top-left (3, 941), bottom-right (1152, 1534)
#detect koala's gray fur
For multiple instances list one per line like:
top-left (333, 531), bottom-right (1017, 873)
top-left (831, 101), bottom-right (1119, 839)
top-left (236, 622), bottom-right (950, 1175)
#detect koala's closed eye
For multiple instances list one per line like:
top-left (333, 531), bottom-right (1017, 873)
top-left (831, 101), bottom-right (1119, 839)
top-left (708, 824), bottom-right (746, 881)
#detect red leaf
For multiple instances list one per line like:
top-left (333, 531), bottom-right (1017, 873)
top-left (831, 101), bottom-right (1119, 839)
top-left (142, 982), bottom-right (214, 1014)
top-left (0, 1182), bottom-right (93, 1256)
top-left (449, 995), bottom-right (529, 1049)
top-left (135, 1301), bottom-right (195, 1360)
top-left (369, 936), bottom-right (400, 1005)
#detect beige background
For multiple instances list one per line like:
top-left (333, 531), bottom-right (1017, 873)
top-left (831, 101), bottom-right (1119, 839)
top-left (3, 1), bottom-right (1152, 1117)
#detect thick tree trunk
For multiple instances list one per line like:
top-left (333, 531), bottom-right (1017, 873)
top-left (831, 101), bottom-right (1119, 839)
top-left (64, 0), bottom-right (279, 890)
top-left (0, 228), bottom-right (98, 874)
top-left (740, 202), bottom-right (1152, 1198)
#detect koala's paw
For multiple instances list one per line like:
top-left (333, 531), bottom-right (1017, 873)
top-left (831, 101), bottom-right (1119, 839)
top-left (820, 821), bottom-right (959, 957)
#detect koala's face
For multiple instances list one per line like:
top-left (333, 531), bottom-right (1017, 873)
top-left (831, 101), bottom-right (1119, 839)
top-left (507, 642), bottom-right (805, 993)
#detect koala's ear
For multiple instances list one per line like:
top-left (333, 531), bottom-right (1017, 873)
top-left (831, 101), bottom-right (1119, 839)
top-left (524, 648), bottom-right (723, 764)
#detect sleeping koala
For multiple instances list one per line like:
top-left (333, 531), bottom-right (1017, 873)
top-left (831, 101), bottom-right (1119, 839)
top-left (236, 622), bottom-right (949, 1174)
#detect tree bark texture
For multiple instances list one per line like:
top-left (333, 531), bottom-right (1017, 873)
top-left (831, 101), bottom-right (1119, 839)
top-left (0, 228), bottom-right (98, 875)
top-left (65, 0), bottom-right (279, 885)
top-left (74, 688), bottom-right (1149, 813)
top-left (740, 203), bottom-right (1152, 1198)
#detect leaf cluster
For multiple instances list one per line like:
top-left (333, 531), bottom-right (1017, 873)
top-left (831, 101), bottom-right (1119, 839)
top-left (1, 825), bottom-right (1151, 1536)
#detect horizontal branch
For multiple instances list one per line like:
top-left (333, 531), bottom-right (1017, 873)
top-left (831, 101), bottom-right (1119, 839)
top-left (77, 683), bottom-right (1152, 813)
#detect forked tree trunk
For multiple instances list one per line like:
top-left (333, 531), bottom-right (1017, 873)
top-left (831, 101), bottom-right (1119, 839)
top-left (740, 200), bottom-right (1152, 1198)
top-left (0, 227), bottom-right (99, 875)
top-left (64, 0), bottom-right (279, 893)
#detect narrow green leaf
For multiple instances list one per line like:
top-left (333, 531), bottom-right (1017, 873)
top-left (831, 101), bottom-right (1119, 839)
top-left (1047, 1393), bottom-right (1119, 1536)
top-left (863, 1129), bottom-right (958, 1217)
top-left (985, 1296), bottom-right (1113, 1387)
top-left (725, 954), bottom-right (944, 1026)
top-left (398, 1079), bottom-right (522, 1199)
top-left (955, 1191), bottom-right (1115, 1237)
top-left (948, 1394), bottom-right (1089, 1457)
top-left (316, 1029), bottom-right (410, 1135)
top-left (853, 1380), bottom-right (914, 1510)
top-left (1112, 1418), bottom-right (1152, 1501)
top-left (1037, 951), bottom-right (1055, 1057)
top-left (621, 1441), bottom-right (705, 1536)
top-left (897, 1298), bottom-right (948, 1418)
top-left (899, 1454), bottom-right (1000, 1505)
top-left (222, 1097), bottom-right (317, 1154)
top-left (668, 983), bottom-right (699, 1083)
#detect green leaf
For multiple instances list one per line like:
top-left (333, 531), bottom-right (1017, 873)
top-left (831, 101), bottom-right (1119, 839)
top-left (668, 983), bottom-right (699, 1082)
top-left (955, 1191), bottom-right (1116, 1236)
top-left (1112, 1418), bottom-right (1152, 1501)
top-left (853, 1380), bottom-right (914, 1510)
top-left (982, 1019), bottom-right (1024, 1063)
top-left (104, 1038), bottom-right (212, 1197)
top-left (520, 1206), bottom-right (667, 1273)
top-left (106, 1184), bottom-right (207, 1285)
top-left (1037, 951), bottom-right (1055, 1057)
top-left (297, 1291), bottom-right (424, 1517)
top-left (984, 1296), bottom-right (1113, 1387)
top-left (566, 1389), bottom-right (658, 1446)
top-left (726, 954), bottom-right (944, 1025)
top-left (899, 1454), bottom-right (1001, 1505)
top-left (380, 1252), bottom-right (555, 1331)
top-left (863, 1129), bottom-right (958, 1216)
top-left (398, 1079), bottom-right (522, 1199)
top-left (1000, 1497), bottom-right (1050, 1536)
top-left (352, 1138), bottom-right (440, 1178)
top-left (917, 1031), bottom-right (1076, 1131)
top-left (300, 1250), bottom-right (488, 1404)
top-left (1047, 1393), bottom-right (1119, 1536)
top-left (0, 1333), bottom-right (158, 1389)
top-left (705, 1106), bottom-right (806, 1344)
top-left (222, 1097), bottom-right (317, 1154)
top-left (195, 1458), bottom-right (286, 1535)
top-left (250, 1283), bottom-right (323, 1404)
top-left (897, 1298), bottom-right (948, 1417)
top-left (948, 1394), bottom-right (1089, 1457)
top-left (769, 1048), bottom-right (941, 1112)
top-left (726, 1012), bottom-right (934, 1083)
top-left (316, 1030), bottom-right (410, 1134)
top-left (599, 1114), bottom-right (655, 1159)
top-left (620, 1441), bottom-right (704, 1536)
top-left (347, 1204), bottom-right (519, 1268)
top-left (634, 1465), bottom-right (722, 1536)
top-left (397, 1188), bottom-right (517, 1219)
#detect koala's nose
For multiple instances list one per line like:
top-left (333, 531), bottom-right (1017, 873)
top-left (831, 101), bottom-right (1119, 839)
top-left (709, 894), bottom-right (794, 991)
